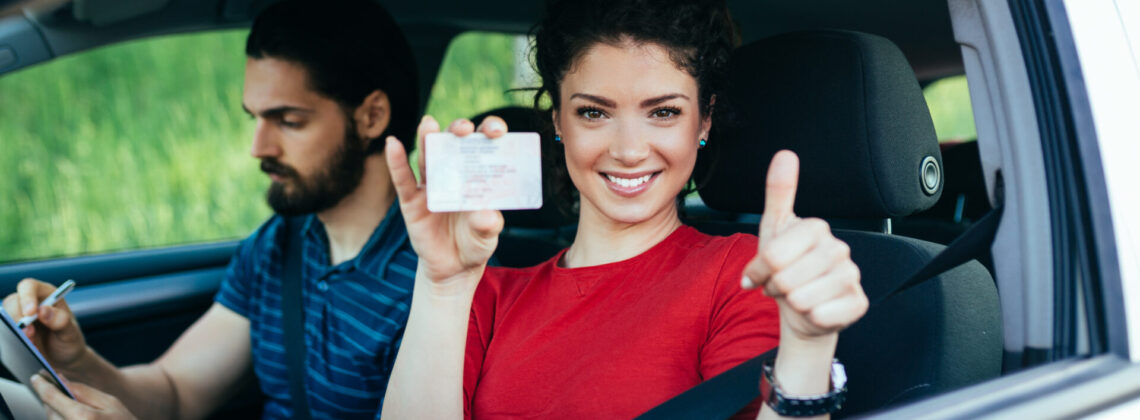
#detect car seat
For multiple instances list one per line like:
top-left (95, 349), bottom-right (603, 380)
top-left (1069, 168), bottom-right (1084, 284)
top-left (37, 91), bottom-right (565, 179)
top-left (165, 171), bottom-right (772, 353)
top-left (692, 30), bottom-right (1002, 416)
top-left (895, 140), bottom-right (995, 272)
top-left (471, 107), bottom-right (575, 267)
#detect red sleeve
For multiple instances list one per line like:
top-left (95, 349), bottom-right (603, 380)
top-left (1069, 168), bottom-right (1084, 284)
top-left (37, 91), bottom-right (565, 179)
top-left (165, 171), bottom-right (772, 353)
top-left (700, 234), bottom-right (780, 419)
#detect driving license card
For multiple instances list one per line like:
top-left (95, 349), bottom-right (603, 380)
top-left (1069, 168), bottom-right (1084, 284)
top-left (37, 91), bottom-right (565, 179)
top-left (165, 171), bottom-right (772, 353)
top-left (425, 132), bottom-right (543, 212)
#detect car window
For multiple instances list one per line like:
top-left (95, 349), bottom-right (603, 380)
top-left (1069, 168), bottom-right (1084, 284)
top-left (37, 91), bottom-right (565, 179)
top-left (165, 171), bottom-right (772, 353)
top-left (0, 29), bottom-right (267, 263)
top-left (923, 75), bottom-right (977, 142)
top-left (425, 31), bottom-right (537, 127)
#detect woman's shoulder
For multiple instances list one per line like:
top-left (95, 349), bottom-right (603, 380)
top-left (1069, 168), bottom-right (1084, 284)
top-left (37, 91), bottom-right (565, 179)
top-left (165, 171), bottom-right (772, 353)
top-left (480, 252), bottom-right (562, 293)
top-left (676, 225), bottom-right (758, 259)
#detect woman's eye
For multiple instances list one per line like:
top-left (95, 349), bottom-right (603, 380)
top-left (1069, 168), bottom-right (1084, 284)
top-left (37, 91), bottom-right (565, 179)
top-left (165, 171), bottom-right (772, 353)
top-left (577, 107), bottom-right (606, 120)
top-left (651, 107), bottom-right (680, 119)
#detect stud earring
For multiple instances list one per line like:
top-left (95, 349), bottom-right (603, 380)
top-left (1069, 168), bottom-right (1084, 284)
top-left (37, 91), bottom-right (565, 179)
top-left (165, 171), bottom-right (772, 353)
top-left (699, 138), bottom-right (707, 148)
top-left (554, 135), bottom-right (562, 142)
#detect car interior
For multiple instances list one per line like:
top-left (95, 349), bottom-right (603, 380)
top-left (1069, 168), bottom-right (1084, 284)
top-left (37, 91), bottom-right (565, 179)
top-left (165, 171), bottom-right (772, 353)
top-left (0, 0), bottom-right (1111, 418)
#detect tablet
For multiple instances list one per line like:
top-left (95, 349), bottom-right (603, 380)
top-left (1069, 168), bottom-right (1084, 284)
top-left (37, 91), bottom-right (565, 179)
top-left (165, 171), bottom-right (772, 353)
top-left (0, 309), bottom-right (75, 401)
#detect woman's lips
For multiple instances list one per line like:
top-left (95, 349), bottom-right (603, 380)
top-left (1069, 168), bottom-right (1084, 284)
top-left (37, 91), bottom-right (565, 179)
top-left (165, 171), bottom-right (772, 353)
top-left (600, 171), bottom-right (661, 197)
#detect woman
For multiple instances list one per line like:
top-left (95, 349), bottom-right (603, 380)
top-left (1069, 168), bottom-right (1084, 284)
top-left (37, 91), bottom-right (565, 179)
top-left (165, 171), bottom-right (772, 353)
top-left (382, 0), bottom-right (868, 418)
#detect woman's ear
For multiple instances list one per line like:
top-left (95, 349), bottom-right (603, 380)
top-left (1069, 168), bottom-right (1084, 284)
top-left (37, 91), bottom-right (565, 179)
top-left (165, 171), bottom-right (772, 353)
top-left (551, 109), bottom-right (561, 136)
top-left (700, 95), bottom-right (715, 140)
top-left (354, 90), bottom-right (391, 140)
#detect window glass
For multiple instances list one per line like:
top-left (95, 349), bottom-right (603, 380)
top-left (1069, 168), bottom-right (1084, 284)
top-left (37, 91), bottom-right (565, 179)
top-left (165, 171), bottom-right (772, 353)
top-left (923, 75), bottom-right (977, 142)
top-left (425, 31), bottom-right (536, 128)
top-left (0, 30), bottom-right (268, 263)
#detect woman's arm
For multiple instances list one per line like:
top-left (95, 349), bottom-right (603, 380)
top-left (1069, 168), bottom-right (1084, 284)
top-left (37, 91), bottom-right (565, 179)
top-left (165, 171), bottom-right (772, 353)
top-left (380, 116), bottom-right (508, 419)
top-left (745, 151), bottom-right (869, 420)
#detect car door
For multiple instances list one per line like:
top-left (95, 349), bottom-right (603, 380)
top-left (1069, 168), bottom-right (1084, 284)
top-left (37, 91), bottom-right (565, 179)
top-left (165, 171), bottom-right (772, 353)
top-left (869, 0), bottom-right (1140, 416)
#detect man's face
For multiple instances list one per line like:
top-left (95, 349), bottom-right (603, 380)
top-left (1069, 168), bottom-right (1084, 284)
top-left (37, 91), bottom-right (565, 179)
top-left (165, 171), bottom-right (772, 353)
top-left (242, 57), bottom-right (366, 216)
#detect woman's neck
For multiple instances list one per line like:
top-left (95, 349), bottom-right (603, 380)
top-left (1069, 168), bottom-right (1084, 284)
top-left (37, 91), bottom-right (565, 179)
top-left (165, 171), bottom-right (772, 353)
top-left (561, 201), bottom-right (683, 268)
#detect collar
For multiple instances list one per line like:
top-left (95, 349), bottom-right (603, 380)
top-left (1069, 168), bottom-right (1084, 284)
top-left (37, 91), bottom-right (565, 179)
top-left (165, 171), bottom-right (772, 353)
top-left (299, 202), bottom-right (408, 278)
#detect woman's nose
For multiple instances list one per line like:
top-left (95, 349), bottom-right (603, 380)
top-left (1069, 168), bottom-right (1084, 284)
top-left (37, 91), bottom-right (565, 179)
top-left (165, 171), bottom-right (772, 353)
top-left (608, 123), bottom-right (651, 166)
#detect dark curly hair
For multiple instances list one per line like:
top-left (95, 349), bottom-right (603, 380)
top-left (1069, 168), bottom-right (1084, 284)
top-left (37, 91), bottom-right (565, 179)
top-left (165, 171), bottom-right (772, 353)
top-left (246, 0), bottom-right (419, 155)
top-left (531, 0), bottom-right (739, 217)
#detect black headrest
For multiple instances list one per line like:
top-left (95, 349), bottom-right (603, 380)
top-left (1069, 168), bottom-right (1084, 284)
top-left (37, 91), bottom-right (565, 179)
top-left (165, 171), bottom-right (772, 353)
top-left (471, 106), bottom-right (575, 229)
top-left (697, 30), bottom-right (943, 219)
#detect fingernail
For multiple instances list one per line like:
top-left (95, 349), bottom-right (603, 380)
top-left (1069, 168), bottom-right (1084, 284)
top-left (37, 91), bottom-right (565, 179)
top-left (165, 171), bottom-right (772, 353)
top-left (420, 115), bottom-right (433, 124)
top-left (23, 303), bottom-right (34, 315)
top-left (386, 136), bottom-right (397, 144)
top-left (487, 120), bottom-right (506, 133)
top-left (741, 275), bottom-right (754, 290)
top-left (30, 375), bottom-right (40, 385)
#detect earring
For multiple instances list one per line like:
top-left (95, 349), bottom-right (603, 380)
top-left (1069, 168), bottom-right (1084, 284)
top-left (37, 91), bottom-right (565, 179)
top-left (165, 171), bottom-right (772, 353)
top-left (554, 135), bottom-right (562, 142)
top-left (699, 138), bottom-right (707, 148)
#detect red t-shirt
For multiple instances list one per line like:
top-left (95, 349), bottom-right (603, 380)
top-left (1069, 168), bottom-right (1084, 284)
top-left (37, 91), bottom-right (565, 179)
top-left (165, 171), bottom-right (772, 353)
top-left (464, 226), bottom-right (779, 419)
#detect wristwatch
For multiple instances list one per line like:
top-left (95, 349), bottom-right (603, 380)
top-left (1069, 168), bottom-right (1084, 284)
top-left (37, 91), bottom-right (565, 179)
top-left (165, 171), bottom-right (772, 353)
top-left (760, 358), bottom-right (848, 417)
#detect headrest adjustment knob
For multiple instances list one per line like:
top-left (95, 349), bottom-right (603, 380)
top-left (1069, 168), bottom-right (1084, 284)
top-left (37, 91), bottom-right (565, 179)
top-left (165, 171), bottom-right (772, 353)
top-left (921, 156), bottom-right (941, 196)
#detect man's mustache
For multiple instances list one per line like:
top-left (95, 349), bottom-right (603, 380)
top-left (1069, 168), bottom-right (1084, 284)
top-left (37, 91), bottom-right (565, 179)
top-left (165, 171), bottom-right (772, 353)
top-left (260, 159), bottom-right (298, 180)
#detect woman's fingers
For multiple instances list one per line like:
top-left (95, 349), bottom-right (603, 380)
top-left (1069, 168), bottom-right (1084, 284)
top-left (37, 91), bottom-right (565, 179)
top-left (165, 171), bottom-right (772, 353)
top-left (762, 233), bottom-right (849, 298)
top-left (783, 260), bottom-right (861, 315)
top-left (758, 218), bottom-right (829, 271)
top-left (385, 138), bottom-right (419, 208)
top-left (740, 256), bottom-right (772, 290)
top-left (803, 291), bottom-right (868, 331)
top-left (467, 209), bottom-right (504, 239)
top-left (747, 213), bottom-right (867, 337)
top-left (416, 116), bottom-right (441, 181)
top-left (476, 115), bottom-right (508, 138)
top-left (447, 118), bottom-right (475, 137)
top-left (760, 150), bottom-right (800, 242)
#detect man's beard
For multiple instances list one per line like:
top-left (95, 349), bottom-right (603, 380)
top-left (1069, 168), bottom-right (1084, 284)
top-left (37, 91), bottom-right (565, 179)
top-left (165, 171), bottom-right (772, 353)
top-left (261, 124), bottom-right (367, 216)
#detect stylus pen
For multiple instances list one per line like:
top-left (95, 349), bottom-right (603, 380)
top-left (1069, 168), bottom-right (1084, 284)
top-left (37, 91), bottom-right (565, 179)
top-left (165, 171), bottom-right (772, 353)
top-left (15, 280), bottom-right (77, 329)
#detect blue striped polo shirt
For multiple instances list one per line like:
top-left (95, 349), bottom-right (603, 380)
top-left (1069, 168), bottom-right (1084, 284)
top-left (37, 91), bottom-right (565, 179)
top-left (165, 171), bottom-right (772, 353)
top-left (215, 203), bottom-right (416, 419)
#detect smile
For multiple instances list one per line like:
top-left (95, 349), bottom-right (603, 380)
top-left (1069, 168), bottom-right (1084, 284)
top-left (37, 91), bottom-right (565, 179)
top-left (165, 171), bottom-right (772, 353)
top-left (601, 171), bottom-right (661, 197)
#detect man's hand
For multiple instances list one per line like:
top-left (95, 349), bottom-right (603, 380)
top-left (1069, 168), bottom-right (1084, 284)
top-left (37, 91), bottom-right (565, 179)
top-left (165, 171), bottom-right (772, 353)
top-left (31, 375), bottom-right (136, 420)
top-left (742, 150), bottom-right (868, 341)
top-left (2, 279), bottom-right (89, 370)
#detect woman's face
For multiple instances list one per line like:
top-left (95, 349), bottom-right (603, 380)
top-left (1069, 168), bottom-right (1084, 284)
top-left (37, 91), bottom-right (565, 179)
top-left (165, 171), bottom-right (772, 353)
top-left (554, 40), bottom-right (711, 227)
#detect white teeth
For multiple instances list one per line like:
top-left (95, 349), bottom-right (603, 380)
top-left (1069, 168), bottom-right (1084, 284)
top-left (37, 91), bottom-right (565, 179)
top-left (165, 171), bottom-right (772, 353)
top-left (606, 174), bottom-right (653, 188)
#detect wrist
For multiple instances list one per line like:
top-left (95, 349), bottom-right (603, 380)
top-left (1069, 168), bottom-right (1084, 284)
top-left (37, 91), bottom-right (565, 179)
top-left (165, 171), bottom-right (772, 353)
top-left (773, 332), bottom-right (838, 396)
top-left (417, 265), bottom-right (484, 298)
top-left (58, 346), bottom-right (99, 380)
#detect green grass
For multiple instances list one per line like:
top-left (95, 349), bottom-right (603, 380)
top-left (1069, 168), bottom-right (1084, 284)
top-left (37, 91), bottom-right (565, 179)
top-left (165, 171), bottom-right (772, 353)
top-left (425, 32), bottom-right (535, 126)
top-left (924, 76), bottom-right (977, 142)
top-left (0, 29), bottom-right (975, 263)
top-left (0, 30), bottom-right (268, 262)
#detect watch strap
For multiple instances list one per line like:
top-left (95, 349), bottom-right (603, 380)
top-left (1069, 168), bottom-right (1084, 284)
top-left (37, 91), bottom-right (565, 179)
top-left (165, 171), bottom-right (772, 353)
top-left (761, 358), bottom-right (847, 417)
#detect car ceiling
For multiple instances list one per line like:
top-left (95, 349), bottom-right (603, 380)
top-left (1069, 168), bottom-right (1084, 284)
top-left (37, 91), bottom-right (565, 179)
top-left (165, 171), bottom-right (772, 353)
top-left (15, 0), bottom-right (961, 80)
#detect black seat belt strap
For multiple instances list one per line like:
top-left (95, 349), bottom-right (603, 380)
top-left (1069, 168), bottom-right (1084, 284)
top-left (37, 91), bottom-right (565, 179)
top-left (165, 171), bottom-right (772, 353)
top-left (638, 205), bottom-right (1005, 419)
top-left (282, 216), bottom-right (313, 420)
top-left (872, 204), bottom-right (1004, 306)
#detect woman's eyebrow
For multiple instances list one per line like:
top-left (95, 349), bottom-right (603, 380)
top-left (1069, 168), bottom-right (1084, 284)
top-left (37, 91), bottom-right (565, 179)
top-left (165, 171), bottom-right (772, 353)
top-left (640, 93), bottom-right (689, 108)
top-left (568, 93), bottom-right (617, 107)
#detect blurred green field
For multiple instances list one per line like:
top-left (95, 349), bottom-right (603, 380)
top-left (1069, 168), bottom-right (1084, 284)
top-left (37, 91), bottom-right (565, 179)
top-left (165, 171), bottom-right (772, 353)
top-left (0, 29), bottom-right (973, 263)
top-left (0, 30), bottom-right (266, 262)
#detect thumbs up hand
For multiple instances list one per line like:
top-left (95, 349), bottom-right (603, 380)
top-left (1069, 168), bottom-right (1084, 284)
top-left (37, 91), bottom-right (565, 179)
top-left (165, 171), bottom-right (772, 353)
top-left (741, 150), bottom-right (868, 341)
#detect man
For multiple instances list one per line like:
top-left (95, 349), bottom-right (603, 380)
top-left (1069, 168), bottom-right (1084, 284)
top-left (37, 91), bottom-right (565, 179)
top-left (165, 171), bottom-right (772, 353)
top-left (2, 0), bottom-right (422, 418)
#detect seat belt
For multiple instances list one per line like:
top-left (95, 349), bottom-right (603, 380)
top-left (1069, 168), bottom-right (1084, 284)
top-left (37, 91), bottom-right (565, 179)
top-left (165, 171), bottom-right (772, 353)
top-left (871, 204), bottom-right (1003, 306)
top-left (282, 216), bottom-right (313, 420)
top-left (636, 205), bottom-right (1004, 419)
